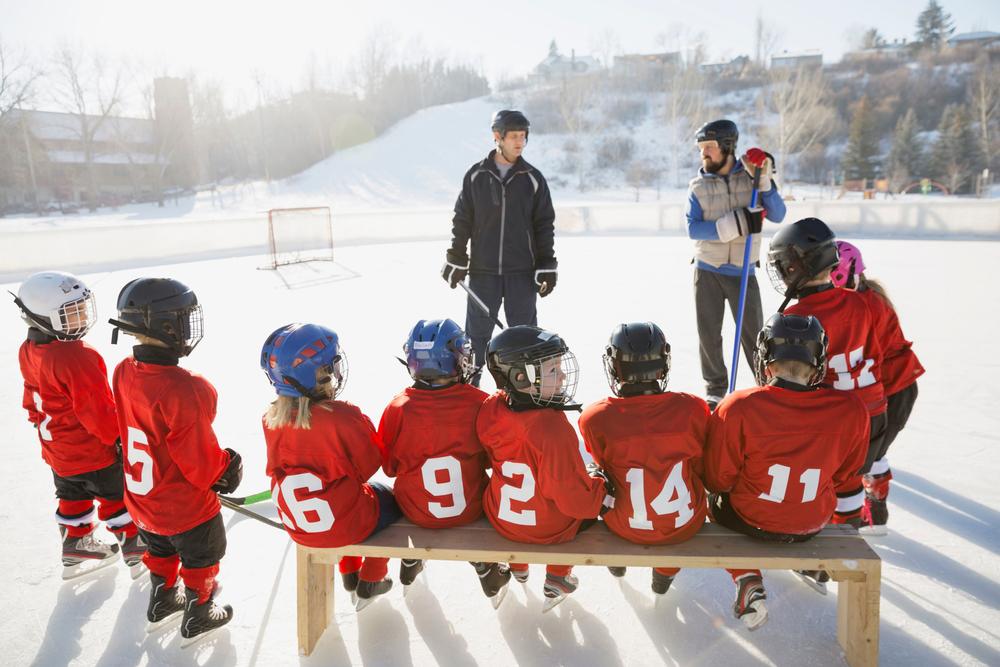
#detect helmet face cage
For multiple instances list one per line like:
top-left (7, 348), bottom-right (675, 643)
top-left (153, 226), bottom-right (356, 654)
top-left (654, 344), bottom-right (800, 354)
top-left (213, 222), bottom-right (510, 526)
top-left (174, 303), bottom-right (204, 356)
top-left (319, 352), bottom-right (349, 399)
top-left (523, 350), bottom-right (579, 407)
top-left (16, 272), bottom-right (97, 341)
top-left (54, 291), bottom-right (98, 339)
top-left (766, 249), bottom-right (796, 296)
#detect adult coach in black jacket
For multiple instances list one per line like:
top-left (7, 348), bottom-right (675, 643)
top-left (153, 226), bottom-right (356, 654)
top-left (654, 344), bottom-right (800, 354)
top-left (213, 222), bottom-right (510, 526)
top-left (441, 109), bottom-right (558, 386)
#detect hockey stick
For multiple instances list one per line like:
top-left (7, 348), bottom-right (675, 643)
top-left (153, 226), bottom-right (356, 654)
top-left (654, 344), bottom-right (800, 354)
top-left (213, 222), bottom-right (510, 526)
top-left (219, 495), bottom-right (285, 530)
top-left (728, 165), bottom-right (763, 394)
top-left (460, 280), bottom-right (505, 330)
top-left (219, 489), bottom-right (272, 506)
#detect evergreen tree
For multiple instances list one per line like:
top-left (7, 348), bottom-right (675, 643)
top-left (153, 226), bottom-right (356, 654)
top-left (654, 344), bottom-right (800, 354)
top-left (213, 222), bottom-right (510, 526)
top-left (842, 96), bottom-right (880, 182)
top-left (549, 40), bottom-right (559, 58)
top-left (930, 103), bottom-right (984, 193)
top-left (915, 1), bottom-right (955, 52)
top-left (886, 109), bottom-right (923, 190)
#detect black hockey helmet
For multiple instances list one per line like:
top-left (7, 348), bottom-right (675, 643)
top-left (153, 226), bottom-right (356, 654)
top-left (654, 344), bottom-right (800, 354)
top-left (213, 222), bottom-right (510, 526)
top-left (753, 313), bottom-right (829, 386)
top-left (603, 322), bottom-right (671, 397)
top-left (110, 277), bottom-right (203, 356)
top-left (695, 119), bottom-right (739, 155)
top-left (491, 109), bottom-right (530, 140)
top-left (766, 217), bottom-right (840, 297)
top-left (486, 325), bottom-right (578, 408)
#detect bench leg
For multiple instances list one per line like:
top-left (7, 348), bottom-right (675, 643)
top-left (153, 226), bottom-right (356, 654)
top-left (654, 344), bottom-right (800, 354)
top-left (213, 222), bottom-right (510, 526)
top-left (297, 546), bottom-right (335, 656)
top-left (836, 561), bottom-right (880, 667)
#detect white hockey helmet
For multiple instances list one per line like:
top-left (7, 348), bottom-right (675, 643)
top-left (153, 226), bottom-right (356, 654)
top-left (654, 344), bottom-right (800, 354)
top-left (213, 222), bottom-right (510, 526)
top-left (15, 271), bottom-right (98, 340)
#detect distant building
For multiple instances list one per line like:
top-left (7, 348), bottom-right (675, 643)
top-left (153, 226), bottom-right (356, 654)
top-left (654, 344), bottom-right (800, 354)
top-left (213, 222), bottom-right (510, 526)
top-left (947, 31), bottom-right (1000, 49)
top-left (699, 55), bottom-right (750, 77)
top-left (770, 50), bottom-right (823, 70)
top-left (613, 51), bottom-right (682, 81)
top-left (533, 48), bottom-right (601, 81)
top-left (843, 39), bottom-right (912, 62)
top-left (0, 77), bottom-right (195, 213)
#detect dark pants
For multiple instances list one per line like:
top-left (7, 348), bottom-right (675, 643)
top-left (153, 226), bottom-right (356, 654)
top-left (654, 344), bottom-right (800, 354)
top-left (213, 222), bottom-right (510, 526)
top-left (369, 482), bottom-right (402, 535)
top-left (52, 461), bottom-right (125, 502)
top-left (53, 461), bottom-right (130, 532)
top-left (140, 512), bottom-right (227, 569)
top-left (860, 412), bottom-right (889, 475)
top-left (878, 382), bottom-right (919, 460)
top-left (694, 268), bottom-right (763, 398)
top-left (708, 493), bottom-right (819, 544)
top-left (467, 271), bottom-right (538, 385)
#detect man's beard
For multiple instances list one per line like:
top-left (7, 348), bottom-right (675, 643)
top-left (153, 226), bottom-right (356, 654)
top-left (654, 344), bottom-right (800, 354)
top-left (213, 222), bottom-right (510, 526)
top-left (703, 155), bottom-right (727, 173)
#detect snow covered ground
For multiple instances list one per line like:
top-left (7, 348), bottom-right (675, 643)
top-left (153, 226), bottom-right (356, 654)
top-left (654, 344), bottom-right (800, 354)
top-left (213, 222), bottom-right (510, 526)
top-left (2, 233), bottom-right (999, 667)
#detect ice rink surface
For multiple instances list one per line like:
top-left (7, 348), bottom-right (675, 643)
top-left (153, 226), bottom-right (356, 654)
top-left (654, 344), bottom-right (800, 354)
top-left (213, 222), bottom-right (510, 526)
top-left (2, 235), bottom-right (998, 666)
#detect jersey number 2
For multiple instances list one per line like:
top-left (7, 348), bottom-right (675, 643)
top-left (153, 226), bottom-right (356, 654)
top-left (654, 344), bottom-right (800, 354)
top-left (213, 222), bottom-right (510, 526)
top-left (497, 461), bottom-right (536, 526)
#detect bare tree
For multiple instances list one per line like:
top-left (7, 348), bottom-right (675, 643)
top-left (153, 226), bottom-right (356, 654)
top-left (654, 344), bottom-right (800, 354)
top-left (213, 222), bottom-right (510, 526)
top-left (969, 57), bottom-right (1000, 170)
top-left (589, 28), bottom-right (621, 70)
top-left (663, 64), bottom-right (709, 188)
top-left (554, 75), bottom-right (603, 190)
top-left (48, 44), bottom-right (125, 210)
top-left (756, 66), bottom-right (837, 176)
top-left (0, 37), bottom-right (39, 120)
top-left (753, 13), bottom-right (783, 69)
top-left (352, 25), bottom-right (397, 100)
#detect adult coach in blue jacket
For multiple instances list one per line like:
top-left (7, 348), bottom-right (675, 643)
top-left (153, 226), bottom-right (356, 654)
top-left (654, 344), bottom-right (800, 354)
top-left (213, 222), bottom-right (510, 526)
top-left (687, 119), bottom-right (786, 410)
top-left (441, 110), bottom-right (558, 386)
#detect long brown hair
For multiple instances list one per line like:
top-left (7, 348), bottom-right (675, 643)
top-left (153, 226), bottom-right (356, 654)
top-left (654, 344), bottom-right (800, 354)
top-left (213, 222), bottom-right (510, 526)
top-left (859, 274), bottom-right (895, 312)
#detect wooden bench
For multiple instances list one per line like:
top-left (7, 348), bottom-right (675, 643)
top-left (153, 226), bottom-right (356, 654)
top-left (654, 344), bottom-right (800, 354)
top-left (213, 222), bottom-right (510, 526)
top-left (296, 519), bottom-right (881, 667)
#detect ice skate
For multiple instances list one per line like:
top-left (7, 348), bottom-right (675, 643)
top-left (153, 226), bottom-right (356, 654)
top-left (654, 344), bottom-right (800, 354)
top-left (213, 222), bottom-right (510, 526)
top-left (794, 569), bottom-right (830, 595)
top-left (858, 494), bottom-right (889, 537)
top-left (145, 574), bottom-right (186, 633)
top-left (400, 559), bottom-right (424, 597)
top-left (355, 577), bottom-right (393, 612)
top-left (651, 571), bottom-right (675, 596)
top-left (511, 566), bottom-right (529, 585)
top-left (180, 586), bottom-right (233, 647)
top-left (341, 570), bottom-right (360, 605)
top-left (116, 532), bottom-right (148, 580)
top-left (60, 527), bottom-right (120, 580)
top-left (472, 562), bottom-right (511, 609)
top-left (734, 574), bottom-right (768, 631)
top-left (607, 566), bottom-right (626, 578)
top-left (542, 572), bottom-right (578, 613)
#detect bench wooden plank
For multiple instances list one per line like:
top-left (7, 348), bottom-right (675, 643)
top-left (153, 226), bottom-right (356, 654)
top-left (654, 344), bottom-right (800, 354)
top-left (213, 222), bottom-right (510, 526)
top-left (837, 559), bottom-right (881, 667)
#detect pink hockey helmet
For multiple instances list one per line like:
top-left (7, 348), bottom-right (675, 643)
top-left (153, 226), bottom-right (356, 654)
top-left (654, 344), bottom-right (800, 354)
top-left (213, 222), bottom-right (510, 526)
top-left (831, 241), bottom-right (866, 288)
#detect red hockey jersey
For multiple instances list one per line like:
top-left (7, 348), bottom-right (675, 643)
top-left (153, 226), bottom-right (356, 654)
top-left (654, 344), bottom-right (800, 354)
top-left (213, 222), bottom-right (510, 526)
top-left (264, 400), bottom-right (382, 548)
top-left (19, 337), bottom-right (119, 476)
top-left (113, 358), bottom-right (229, 535)
top-left (857, 288), bottom-right (924, 396)
top-left (785, 286), bottom-right (887, 415)
top-left (580, 392), bottom-right (709, 545)
top-left (477, 392), bottom-right (605, 544)
top-left (378, 383), bottom-right (489, 528)
top-left (705, 383), bottom-right (869, 534)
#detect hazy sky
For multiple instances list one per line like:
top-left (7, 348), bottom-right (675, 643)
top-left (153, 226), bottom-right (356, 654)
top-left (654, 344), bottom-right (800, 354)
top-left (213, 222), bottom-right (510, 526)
top-left (3, 0), bottom-right (998, 110)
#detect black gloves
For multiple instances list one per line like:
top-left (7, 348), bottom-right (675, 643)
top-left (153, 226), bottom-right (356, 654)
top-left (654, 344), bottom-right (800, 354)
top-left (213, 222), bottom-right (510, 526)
top-left (441, 250), bottom-right (469, 289)
top-left (587, 463), bottom-right (616, 516)
top-left (716, 207), bottom-right (765, 242)
top-left (743, 207), bottom-right (764, 234)
top-left (212, 448), bottom-right (243, 494)
top-left (535, 258), bottom-right (558, 298)
top-left (114, 437), bottom-right (122, 463)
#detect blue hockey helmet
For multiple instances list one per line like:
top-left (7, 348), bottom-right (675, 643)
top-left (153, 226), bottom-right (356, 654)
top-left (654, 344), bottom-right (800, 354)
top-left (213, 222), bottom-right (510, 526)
top-left (403, 318), bottom-right (473, 383)
top-left (260, 323), bottom-right (348, 398)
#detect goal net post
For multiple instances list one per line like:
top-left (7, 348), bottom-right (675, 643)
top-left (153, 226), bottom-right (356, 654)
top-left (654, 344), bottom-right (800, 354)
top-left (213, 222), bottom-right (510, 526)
top-left (266, 206), bottom-right (334, 268)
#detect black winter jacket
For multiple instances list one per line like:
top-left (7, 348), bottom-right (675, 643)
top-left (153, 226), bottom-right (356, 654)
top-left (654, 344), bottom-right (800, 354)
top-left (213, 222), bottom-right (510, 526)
top-left (448, 150), bottom-right (557, 275)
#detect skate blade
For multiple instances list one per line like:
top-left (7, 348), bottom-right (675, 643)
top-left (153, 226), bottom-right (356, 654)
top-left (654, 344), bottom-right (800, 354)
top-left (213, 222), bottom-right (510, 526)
top-left (62, 552), bottom-right (121, 580)
top-left (741, 602), bottom-right (769, 631)
top-left (858, 524), bottom-right (888, 537)
top-left (490, 583), bottom-right (509, 610)
top-left (541, 593), bottom-right (568, 614)
top-left (145, 610), bottom-right (183, 634)
top-left (794, 571), bottom-right (828, 596)
top-left (355, 594), bottom-right (384, 612)
top-left (180, 624), bottom-right (229, 648)
top-left (128, 562), bottom-right (148, 581)
top-left (350, 591), bottom-right (358, 606)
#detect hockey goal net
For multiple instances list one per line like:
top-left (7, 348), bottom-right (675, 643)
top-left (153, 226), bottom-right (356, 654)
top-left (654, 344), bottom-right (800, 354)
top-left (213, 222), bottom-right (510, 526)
top-left (266, 206), bottom-right (334, 268)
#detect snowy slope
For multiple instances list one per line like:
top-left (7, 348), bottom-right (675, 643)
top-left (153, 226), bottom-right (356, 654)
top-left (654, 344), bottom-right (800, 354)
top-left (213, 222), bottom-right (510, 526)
top-left (2, 234), bottom-right (998, 666)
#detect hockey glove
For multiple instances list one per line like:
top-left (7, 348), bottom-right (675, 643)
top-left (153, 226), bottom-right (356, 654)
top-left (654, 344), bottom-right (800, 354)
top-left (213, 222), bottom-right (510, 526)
top-left (716, 207), bottom-right (765, 242)
top-left (741, 147), bottom-right (774, 192)
top-left (441, 250), bottom-right (469, 289)
top-left (114, 437), bottom-right (122, 463)
top-left (587, 463), bottom-right (616, 516)
top-left (535, 257), bottom-right (558, 298)
top-left (212, 448), bottom-right (243, 494)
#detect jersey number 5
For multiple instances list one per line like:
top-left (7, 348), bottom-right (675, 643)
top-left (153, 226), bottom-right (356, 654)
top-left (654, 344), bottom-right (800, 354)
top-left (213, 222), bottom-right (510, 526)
top-left (124, 426), bottom-right (154, 495)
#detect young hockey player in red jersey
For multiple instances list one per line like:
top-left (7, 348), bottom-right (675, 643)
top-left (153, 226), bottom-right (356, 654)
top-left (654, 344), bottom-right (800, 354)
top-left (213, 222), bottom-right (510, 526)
top-left (110, 278), bottom-right (243, 644)
top-left (579, 322), bottom-right (708, 598)
top-left (831, 241), bottom-right (925, 535)
top-left (478, 325), bottom-right (613, 612)
top-left (766, 217), bottom-right (887, 529)
top-left (378, 319), bottom-right (511, 606)
top-left (705, 314), bottom-right (869, 630)
top-left (14, 271), bottom-right (143, 580)
top-left (261, 323), bottom-right (401, 612)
